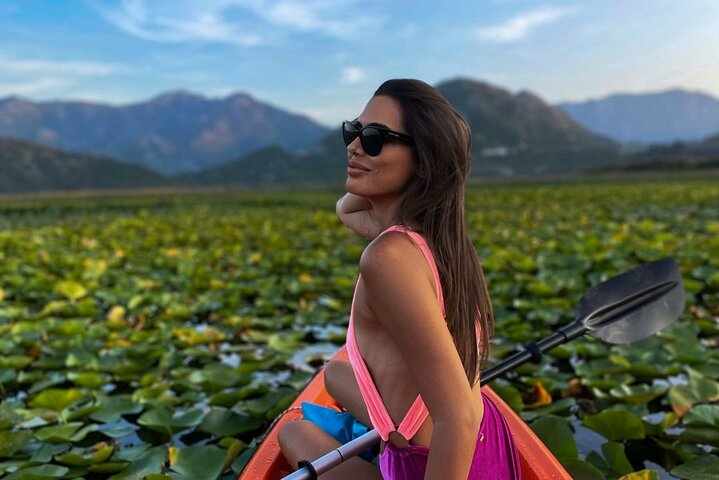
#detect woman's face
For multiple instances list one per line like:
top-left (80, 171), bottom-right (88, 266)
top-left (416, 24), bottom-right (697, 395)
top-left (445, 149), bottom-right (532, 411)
top-left (345, 95), bottom-right (416, 200)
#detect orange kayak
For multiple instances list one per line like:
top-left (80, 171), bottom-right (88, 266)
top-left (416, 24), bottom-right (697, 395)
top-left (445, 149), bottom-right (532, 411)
top-left (240, 347), bottom-right (571, 480)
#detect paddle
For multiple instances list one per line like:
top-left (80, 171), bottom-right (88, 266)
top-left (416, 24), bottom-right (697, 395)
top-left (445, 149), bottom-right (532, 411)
top-left (282, 257), bottom-right (685, 480)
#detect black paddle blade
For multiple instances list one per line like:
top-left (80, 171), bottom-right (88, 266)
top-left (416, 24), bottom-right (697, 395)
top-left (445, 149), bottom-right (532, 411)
top-left (576, 258), bottom-right (684, 344)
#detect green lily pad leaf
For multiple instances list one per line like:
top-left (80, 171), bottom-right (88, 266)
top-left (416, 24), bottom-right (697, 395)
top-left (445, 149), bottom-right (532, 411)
top-left (87, 462), bottom-right (129, 474)
top-left (0, 368), bottom-right (16, 385)
top-left (0, 402), bottom-right (23, 429)
top-left (67, 372), bottom-right (109, 389)
top-left (199, 408), bottom-right (264, 437)
top-left (87, 462), bottom-right (129, 475)
top-left (30, 389), bottom-right (87, 412)
top-left (222, 439), bottom-right (247, 471)
top-left (3, 464), bottom-right (69, 479)
top-left (609, 384), bottom-right (667, 404)
top-left (90, 395), bottom-right (144, 423)
top-left (34, 422), bottom-right (98, 443)
top-left (31, 443), bottom-right (70, 463)
top-left (55, 444), bottom-right (114, 466)
top-left (231, 445), bottom-right (256, 474)
top-left (34, 422), bottom-right (83, 442)
top-left (55, 280), bottom-right (87, 301)
top-left (669, 373), bottom-right (719, 418)
top-left (137, 407), bottom-right (205, 435)
top-left (520, 397), bottom-right (575, 422)
top-left (582, 410), bottom-right (645, 441)
top-left (0, 430), bottom-right (33, 457)
top-left (0, 355), bottom-right (33, 369)
top-left (489, 382), bottom-right (523, 413)
top-left (267, 331), bottom-right (303, 351)
top-left (670, 454), bottom-right (719, 479)
top-left (529, 415), bottom-right (577, 460)
top-left (680, 425), bottom-right (719, 447)
top-left (684, 404), bottom-right (719, 427)
top-left (561, 458), bottom-right (605, 480)
top-left (618, 470), bottom-right (659, 480)
top-left (107, 446), bottom-right (167, 480)
top-left (167, 445), bottom-right (225, 480)
top-left (39, 300), bottom-right (71, 317)
top-left (242, 387), bottom-right (296, 420)
top-left (601, 441), bottom-right (633, 476)
top-left (65, 401), bottom-right (102, 422)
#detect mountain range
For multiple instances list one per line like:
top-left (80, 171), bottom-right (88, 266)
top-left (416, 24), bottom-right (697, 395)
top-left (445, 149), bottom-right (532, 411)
top-left (0, 91), bottom-right (329, 174)
top-left (557, 89), bottom-right (719, 144)
top-left (1, 78), bottom-right (717, 193)
top-left (0, 137), bottom-right (166, 193)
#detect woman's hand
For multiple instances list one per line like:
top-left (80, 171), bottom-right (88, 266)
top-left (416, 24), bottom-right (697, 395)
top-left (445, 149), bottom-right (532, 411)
top-left (336, 193), bottom-right (383, 240)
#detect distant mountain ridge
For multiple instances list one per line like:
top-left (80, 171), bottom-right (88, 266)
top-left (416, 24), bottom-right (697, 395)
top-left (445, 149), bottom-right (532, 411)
top-left (6, 77), bottom-right (717, 193)
top-left (183, 78), bottom-right (622, 186)
top-left (436, 78), bottom-right (620, 175)
top-left (0, 91), bottom-right (330, 174)
top-left (557, 89), bottom-right (719, 143)
top-left (0, 137), bottom-right (167, 193)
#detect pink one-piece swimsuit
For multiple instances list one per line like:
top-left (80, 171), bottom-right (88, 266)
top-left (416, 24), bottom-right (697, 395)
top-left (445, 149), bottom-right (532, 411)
top-left (346, 225), bottom-right (521, 479)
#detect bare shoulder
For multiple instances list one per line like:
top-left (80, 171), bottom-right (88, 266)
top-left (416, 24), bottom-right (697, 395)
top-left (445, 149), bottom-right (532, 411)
top-left (359, 231), bottom-right (427, 281)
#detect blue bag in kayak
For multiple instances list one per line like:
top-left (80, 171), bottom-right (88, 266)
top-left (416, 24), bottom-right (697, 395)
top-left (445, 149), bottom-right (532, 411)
top-left (301, 402), bottom-right (374, 461)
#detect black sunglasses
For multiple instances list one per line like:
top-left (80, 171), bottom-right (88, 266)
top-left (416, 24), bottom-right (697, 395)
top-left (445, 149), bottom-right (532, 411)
top-left (342, 120), bottom-right (413, 156)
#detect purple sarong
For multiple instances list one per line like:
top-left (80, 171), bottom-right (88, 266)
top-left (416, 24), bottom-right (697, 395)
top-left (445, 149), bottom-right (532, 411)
top-left (379, 393), bottom-right (521, 479)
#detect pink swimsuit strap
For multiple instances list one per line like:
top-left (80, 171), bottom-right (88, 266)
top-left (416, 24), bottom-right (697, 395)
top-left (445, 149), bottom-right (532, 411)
top-left (346, 225), bottom-right (445, 442)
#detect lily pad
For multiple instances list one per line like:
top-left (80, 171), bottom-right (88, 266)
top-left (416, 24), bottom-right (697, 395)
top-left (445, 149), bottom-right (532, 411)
top-left (107, 446), bottom-right (168, 480)
top-left (55, 280), bottom-right (87, 301)
top-left (609, 384), bottom-right (667, 404)
top-left (619, 471), bottom-right (659, 480)
top-left (55, 444), bottom-right (115, 466)
top-left (3, 464), bottom-right (70, 480)
top-left (137, 407), bottom-right (205, 436)
top-left (670, 454), bottom-right (719, 480)
top-left (167, 445), bottom-right (226, 480)
top-left (581, 410), bottom-right (645, 441)
top-left (0, 430), bottom-right (33, 457)
top-left (90, 395), bottom-right (144, 423)
top-left (199, 408), bottom-right (264, 437)
top-left (529, 415), bottom-right (577, 460)
top-left (29, 388), bottom-right (87, 412)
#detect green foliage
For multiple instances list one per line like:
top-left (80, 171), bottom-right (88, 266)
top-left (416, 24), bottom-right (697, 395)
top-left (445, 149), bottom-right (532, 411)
top-left (0, 181), bottom-right (717, 478)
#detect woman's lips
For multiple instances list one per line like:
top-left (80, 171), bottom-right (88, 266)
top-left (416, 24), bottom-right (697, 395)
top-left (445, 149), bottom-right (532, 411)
top-left (348, 161), bottom-right (370, 171)
top-left (347, 161), bottom-right (371, 176)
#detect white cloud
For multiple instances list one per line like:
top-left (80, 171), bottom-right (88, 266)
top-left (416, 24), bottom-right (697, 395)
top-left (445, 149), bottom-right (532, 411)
top-left (0, 56), bottom-right (121, 98)
top-left (88, 0), bottom-right (378, 46)
top-left (476, 5), bottom-right (578, 44)
top-left (0, 56), bottom-right (118, 76)
top-left (0, 77), bottom-right (72, 96)
top-left (341, 67), bottom-right (366, 85)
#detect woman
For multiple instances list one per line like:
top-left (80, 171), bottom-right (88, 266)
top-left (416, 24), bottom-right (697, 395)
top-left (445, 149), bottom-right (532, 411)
top-left (279, 79), bottom-right (520, 479)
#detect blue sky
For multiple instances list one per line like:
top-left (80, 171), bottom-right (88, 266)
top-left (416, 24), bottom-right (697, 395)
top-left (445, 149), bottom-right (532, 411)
top-left (1, 0), bottom-right (718, 126)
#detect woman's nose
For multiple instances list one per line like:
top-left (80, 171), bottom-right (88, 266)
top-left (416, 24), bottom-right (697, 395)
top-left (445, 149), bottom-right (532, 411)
top-left (347, 136), bottom-right (363, 156)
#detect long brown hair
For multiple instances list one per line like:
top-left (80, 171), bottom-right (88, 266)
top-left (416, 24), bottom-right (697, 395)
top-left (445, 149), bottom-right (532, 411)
top-left (374, 79), bottom-right (493, 386)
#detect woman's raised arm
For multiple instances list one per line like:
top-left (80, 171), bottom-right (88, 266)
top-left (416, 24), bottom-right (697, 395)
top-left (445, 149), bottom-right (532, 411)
top-left (335, 193), bottom-right (383, 240)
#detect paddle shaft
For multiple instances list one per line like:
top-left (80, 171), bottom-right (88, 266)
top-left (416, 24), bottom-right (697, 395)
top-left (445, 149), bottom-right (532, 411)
top-left (283, 430), bottom-right (381, 480)
top-left (482, 321), bottom-right (585, 383)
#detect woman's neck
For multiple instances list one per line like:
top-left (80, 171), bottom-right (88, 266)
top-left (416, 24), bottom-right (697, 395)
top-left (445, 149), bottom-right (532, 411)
top-left (368, 194), bottom-right (420, 232)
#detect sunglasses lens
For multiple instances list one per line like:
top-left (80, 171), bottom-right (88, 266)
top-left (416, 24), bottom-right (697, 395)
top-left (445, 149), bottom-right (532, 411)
top-left (342, 121), bottom-right (359, 146)
top-left (361, 127), bottom-right (383, 156)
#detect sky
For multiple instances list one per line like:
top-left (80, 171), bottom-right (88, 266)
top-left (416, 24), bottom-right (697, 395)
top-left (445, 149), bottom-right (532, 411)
top-left (1, 0), bottom-right (718, 127)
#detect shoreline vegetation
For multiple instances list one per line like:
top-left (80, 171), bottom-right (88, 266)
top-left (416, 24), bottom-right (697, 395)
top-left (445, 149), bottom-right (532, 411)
top-left (0, 170), bottom-right (717, 203)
